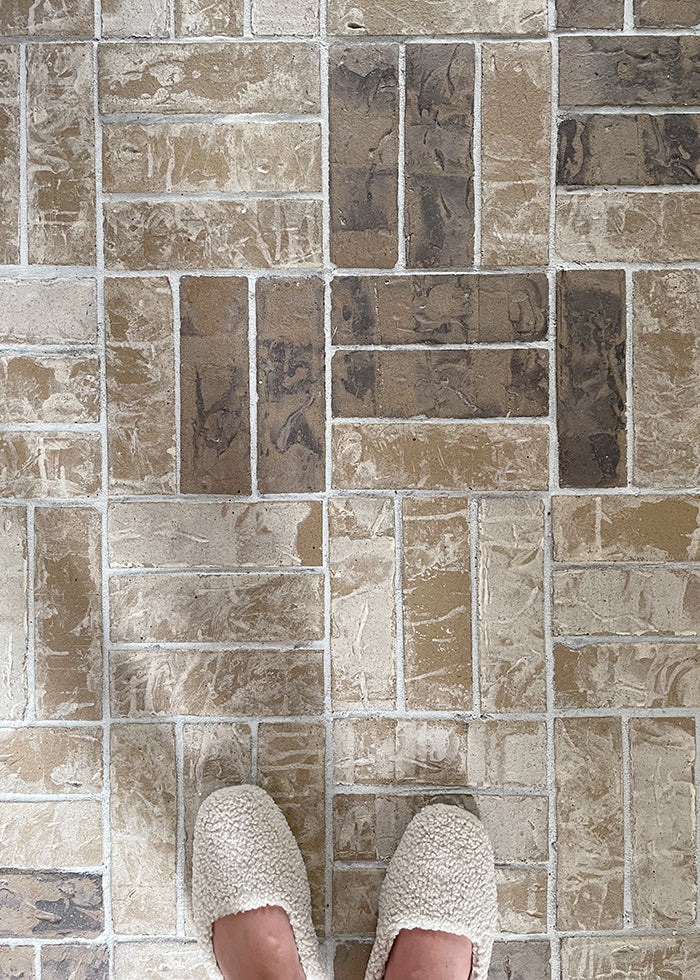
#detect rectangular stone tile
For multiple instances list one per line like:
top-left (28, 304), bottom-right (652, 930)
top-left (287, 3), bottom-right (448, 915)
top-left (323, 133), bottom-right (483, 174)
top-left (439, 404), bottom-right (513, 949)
top-left (332, 350), bottom-right (548, 419)
top-left (104, 200), bottom-right (322, 271)
top-left (114, 943), bottom-right (216, 979)
top-left (27, 44), bottom-right (95, 265)
top-left (555, 717), bottom-right (623, 930)
top-left (109, 501), bottom-right (323, 568)
top-left (327, 0), bottom-right (547, 34)
top-left (0, 0), bottom-right (93, 35)
top-left (252, 0), bottom-right (318, 34)
top-left (629, 717), bottom-right (696, 927)
top-left (257, 277), bottom-right (325, 493)
top-left (0, 506), bottom-right (27, 720)
top-left (332, 422), bottom-right (549, 491)
top-left (330, 498), bottom-right (396, 710)
top-left (560, 37), bottom-right (700, 107)
top-left (405, 43), bottom-right (474, 269)
top-left (0, 434), bottom-right (101, 499)
top-left (636, 0), bottom-right (700, 25)
top-left (105, 277), bottom-right (175, 495)
top-left (552, 567), bottom-right (700, 636)
top-left (110, 724), bottom-right (176, 934)
top-left (103, 121), bottom-right (322, 194)
top-left (0, 947), bottom-right (33, 979)
top-left (477, 498), bottom-right (545, 713)
top-left (175, 0), bottom-right (243, 34)
top-left (0, 728), bottom-right (102, 794)
top-left (467, 721), bottom-right (547, 788)
top-left (258, 723), bottom-right (325, 930)
top-left (558, 114), bottom-right (700, 187)
top-left (102, 0), bottom-right (169, 36)
top-left (329, 44), bottom-right (399, 268)
top-left (98, 42), bottom-right (319, 113)
top-left (496, 867), bottom-right (548, 935)
top-left (0, 48), bottom-right (20, 265)
top-left (0, 356), bottom-right (99, 424)
top-left (0, 279), bottom-right (97, 345)
top-left (0, 801), bottom-right (102, 867)
top-left (180, 276), bottom-right (249, 495)
top-left (0, 871), bottom-right (102, 938)
top-left (331, 274), bottom-right (549, 345)
top-left (332, 867), bottom-right (383, 935)
top-left (554, 642), bottom-right (700, 709)
top-left (556, 270), bottom-right (626, 488)
top-left (42, 946), bottom-right (108, 980)
top-left (34, 507), bottom-right (102, 720)
top-left (557, 190), bottom-right (700, 263)
top-left (111, 648), bottom-right (324, 717)
top-left (402, 498), bottom-right (471, 711)
top-left (556, 0), bottom-right (623, 27)
top-left (561, 935), bottom-right (700, 979)
top-left (633, 270), bottom-right (700, 488)
top-left (109, 572), bottom-right (324, 643)
top-left (481, 42), bottom-right (551, 267)
top-left (489, 941), bottom-right (550, 980)
top-left (334, 942), bottom-right (372, 980)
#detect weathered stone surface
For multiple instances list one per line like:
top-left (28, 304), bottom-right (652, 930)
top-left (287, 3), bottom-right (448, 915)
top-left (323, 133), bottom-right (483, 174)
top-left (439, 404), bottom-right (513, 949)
top-left (103, 122), bottom-right (321, 194)
top-left (332, 867), bottom-right (383, 934)
top-left (331, 274), bottom-right (548, 345)
top-left (633, 270), bottom-right (700, 488)
top-left (102, 0), bottom-right (169, 36)
top-left (332, 349), bottom-right (548, 419)
top-left (558, 114), bottom-right (700, 187)
top-left (0, 801), bottom-right (102, 868)
top-left (0, 947), bottom-right (33, 979)
top-left (636, 0), bottom-right (700, 25)
top-left (175, 0), bottom-right (242, 34)
top-left (257, 277), bottom-right (325, 493)
top-left (496, 868), bottom-right (548, 935)
top-left (0, 872), bottom-right (103, 938)
top-left (0, 507), bottom-right (27, 720)
top-left (489, 942), bottom-right (551, 980)
top-left (113, 943), bottom-right (215, 978)
top-left (34, 507), bottom-right (102, 720)
top-left (402, 498), bottom-right (471, 711)
top-left (556, 0), bottom-right (623, 27)
top-left (0, 728), bottom-right (102, 794)
top-left (477, 498), bottom-right (546, 713)
top-left (0, 356), bottom-right (99, 424)
top-left (332, 422), bottom-right (549, 491)
top-left (0, 0), bottom-right (93, 35)
top-left (105, 277), bottom-right (175, 495)
top-left (27, 44), bottom-right (95, 265)
top-left (629, 717), bottom-right (696, 927)
top-left (334, 942), bottom-right (372, 980)
top-left (326, 0), bottom-right (548, 35)
top-left (0, 434), bottom-right (101, 499)
top-left (110, 572), bottom-right (324, 643)
top-left (330, 498), bottom-right (396, 709)
top-left (555, 717), bottom-right (623, 930)
top-left (556, 270), bottom-right (626, 488)
top-left (562, 936), bottom-right (700, 979)
top-left (329, 44), bottom-right (399, 268)
top-left (559, 37), bottom-right (700, 107)
top-left (0, 48), bottom-right (20, 266)
top-left (467, 721), bottom-right (547, 788)
top-left (481, 42), bottom-right (551, 267)
top-left (104, 200), bottom-right (322, 271)
top-left (42, 946), bottom-right (108, 980)
top-left (180, 277), bottom-right (249, 495)
top-left (110, 724), bottom-right (177, 934)
top-left (554, 642), bottom-right (700, 709)
top-left (98, 42), bottom-right (320, 113)
top-left (0, 279), bottom-right (97, 345)
top-left (405, 43), bottom-right (474, 268)
top-left (252, 0), bottom-right (318, 34)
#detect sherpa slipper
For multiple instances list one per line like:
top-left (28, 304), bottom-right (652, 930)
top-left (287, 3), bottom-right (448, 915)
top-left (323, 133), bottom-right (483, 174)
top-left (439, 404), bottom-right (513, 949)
top-left (364, 804), bottom-right (498, 980)
top-left (191, 784), bottom-right (326, 980)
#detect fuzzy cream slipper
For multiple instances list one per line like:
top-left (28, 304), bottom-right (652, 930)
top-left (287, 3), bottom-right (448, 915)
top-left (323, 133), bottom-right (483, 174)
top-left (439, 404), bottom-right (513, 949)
top-left (191, 784), bottom-right (326, 980)
top-left (364, 804), bottom-right (498, 980)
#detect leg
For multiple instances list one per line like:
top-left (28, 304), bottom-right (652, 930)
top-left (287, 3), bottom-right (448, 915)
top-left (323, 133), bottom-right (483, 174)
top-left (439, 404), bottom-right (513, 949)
top-left (211, 905), bottom-right (306, 980)
top-left (384, 927), bottom-right (473, 980)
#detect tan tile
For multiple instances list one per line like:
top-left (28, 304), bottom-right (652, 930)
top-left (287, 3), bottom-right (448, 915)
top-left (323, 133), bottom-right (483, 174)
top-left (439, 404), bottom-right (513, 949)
top-left (175, 0), bottom-right (242, 33)
top-left (490, 941), bottom-right (551, 980)
top-left (334, 941), bottom-right (372, 980)
top-left (330, 498), bottom-right (396, 710)
top-left (42, 946), bottom-right (108, 980)
top-left (557, 0), bottom-right (623, 27)
top-left (0, 871), bottom-right (103, 938)
top-left (0, 0), bottom-right (93, 35)
top-left (554, 641), bottom-right (700, 709)
top-left (332, 422), bottom-right (549, 491)
top-left (0, 279), bottom-right (97, 345)
top-left (477, 498), bottom-right (545, 712)
top-left (0, 506), bottom-right (27, 720)
top-left (636, 0), bottom-right (700, 25)
top-left (402, 498), bottom-right (471, 711)
top-left (0, 947), bottom-right (33, 978)
top-left (0, 356), bottom-right (99, 424)
top-left (110, 724), bottom-right (177, 934)
top-left (27, 44), bottom-right (95, 265)
top-left (552, 494), bottom-right (700, 562)
top-left (110, 572), bottom-right (324, 643)
top-left (496, 867), bottom-right (548, 935)
top-left (34, 507), bottom-right (102, 720)
top-left (258, 722), bottom-right (325, 931)
top-left (0, 47), bottom-right (20, 266)
top-left (629, 717), bottom-right (697, 927)
top-left (113, 943), bottom-right (216, 979)
top-left (0, 433), bottom-right (101, 499)
top-left (633, 270), bottom-right (700, 488)
top-left (555, 717), bottom-right (623, 930)
top-left (0, 728), bottom-right (102, 794)
top-left (252, 0), bottom-right (318, 33)
top-left (102, 0), bottom-right (169, 36)
top-left (552, 566), bottom-right (700, 636)
top-left (481, 42), bottom-right (551, 266)
top-left (467, 721), bottom-right (548, 788)
top-left (561, 936), bottom-right (700, 979)
top-left (327, 0), bottom-right (547, 34)
top-left (476, 795), bottom-right (549, 862)
top-left (332, 867), bottom-right (383, 935)
top-left (0, 801), bottom-right (102, 867)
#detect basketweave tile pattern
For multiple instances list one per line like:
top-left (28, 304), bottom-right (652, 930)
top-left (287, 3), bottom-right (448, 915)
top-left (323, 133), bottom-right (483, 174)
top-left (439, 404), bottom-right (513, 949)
top-left (0, 0), bottom-right (699, 976)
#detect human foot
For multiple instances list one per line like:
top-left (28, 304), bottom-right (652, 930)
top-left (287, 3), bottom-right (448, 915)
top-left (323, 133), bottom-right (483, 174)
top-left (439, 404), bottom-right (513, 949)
top-left (212, 905), bottom-right (306, 980)
top-left (384, 927), bottom-right (473, 980)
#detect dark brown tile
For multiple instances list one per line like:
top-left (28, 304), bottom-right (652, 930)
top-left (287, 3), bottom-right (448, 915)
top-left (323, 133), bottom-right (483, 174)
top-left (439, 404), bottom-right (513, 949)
top-left (488, 941), bottom-right (551, 980)
top-left (42, 946), bottom-right (108, 980)
top-left (556, 270), bottom-right (626, 488)
top-left (0, 871), bottom-right (103, 938)
top-left (0, 47), bottom-right (20, 266)
top-left (556, 0), bottom-right (623, 27)
top-left (635, 0), bottom-right (700, 26)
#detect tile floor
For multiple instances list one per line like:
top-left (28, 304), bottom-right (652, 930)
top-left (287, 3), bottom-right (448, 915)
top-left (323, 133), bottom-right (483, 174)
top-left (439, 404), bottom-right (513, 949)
top-left (0, 0), bottom-right (699, 978)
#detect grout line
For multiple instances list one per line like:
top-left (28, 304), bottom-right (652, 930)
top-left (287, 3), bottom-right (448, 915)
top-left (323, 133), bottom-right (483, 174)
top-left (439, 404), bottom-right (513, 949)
top-left (624, 0), bottom-right (636, 31)
top-left (543, 490), bottom-right (561, 980)
top-left (244, 0), bottom-right (253, 36)
top-left (175, 720), bottom-right (186, 936)
top-left (248, 276), bottom-right (259, 497)
top-left (34, 944), bottom-right (41, 980)
top-left (696, 713), bottom-right (700, 928)
top-left (472, 40), bottom-right (482, 269)
top-left (625, 268), bottom-right (634, 488)
top-left (469, 497), bottom-right (481, 718)
top-left (250, 718), bottom-right (259, 781)
top-left (548, 26), bottom-right (560, 496)
top-left (396, 43), bottom-right (406, 271)
top-left (19, 44), bottom-right (28, 267)
top-left (169, 0), bottom-right (176, 37)
top-left (26, 503), bottom-right (35, 722)
top-left (394, 495), bottom-right (406, 711)
top-left (102, 190), bottom-right (326, 202)
top-left (171, 273), bottom-right (182, 493)
top-left (621, 715), bottom-right (633, 927)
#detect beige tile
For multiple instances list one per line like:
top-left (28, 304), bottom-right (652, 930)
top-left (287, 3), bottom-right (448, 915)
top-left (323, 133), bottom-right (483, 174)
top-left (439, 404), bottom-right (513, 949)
top-left (0, 356), bottom-right (99, 424)
top-left (555, 717), bottom-right (623, 930)
top-left (467, 721), bottom-right (548, 788)
top-left (326, 0), bottom-right (547, 34)
top-left (332, 867), bottom-right (383, 935)
top-left (490, 941), bottom-right (551, 980)
top-left (0, 801), bottom-right (102, 867)
top-left (110, 724), bottom-right (177, 934)
top-left (0, 0), bottom-right (94, 35)
top-left (561, 935), bottom-right (700, 980)
top-left (42, 946), bottom-right (108, 980)
top-left (0, 278), bottom-right (97, 345)
top-left (0, 47), bottom-right (20, 266)
top-left (0, 728), bottom-right (102, 794)
top-left (0, 433), bottom-right (101, 499)
top-left (402, 498), bottom-right (471, 711)
top-left (113, 943), bottom-right (217, 979)
top-left (0, 506), bottom-right (27, 720)
top-left (102, 0), bottom-right (169, 36)
top-left (252, 0), bottom-right (318, 33)
top-left (477, 498), bottom-right (546, 712)
top-left (34, 507), bottom-right (102, 721)
top-left (330, 498), bottom-right (396, 710)
top-left (496, 867), bottom-right (548, 935)
top-left (0, 871), bottom-right (103, 938)
top-left (175, 0), bottom-right (242, 33)
top-left (0, 947), bottom-right (34, 978)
